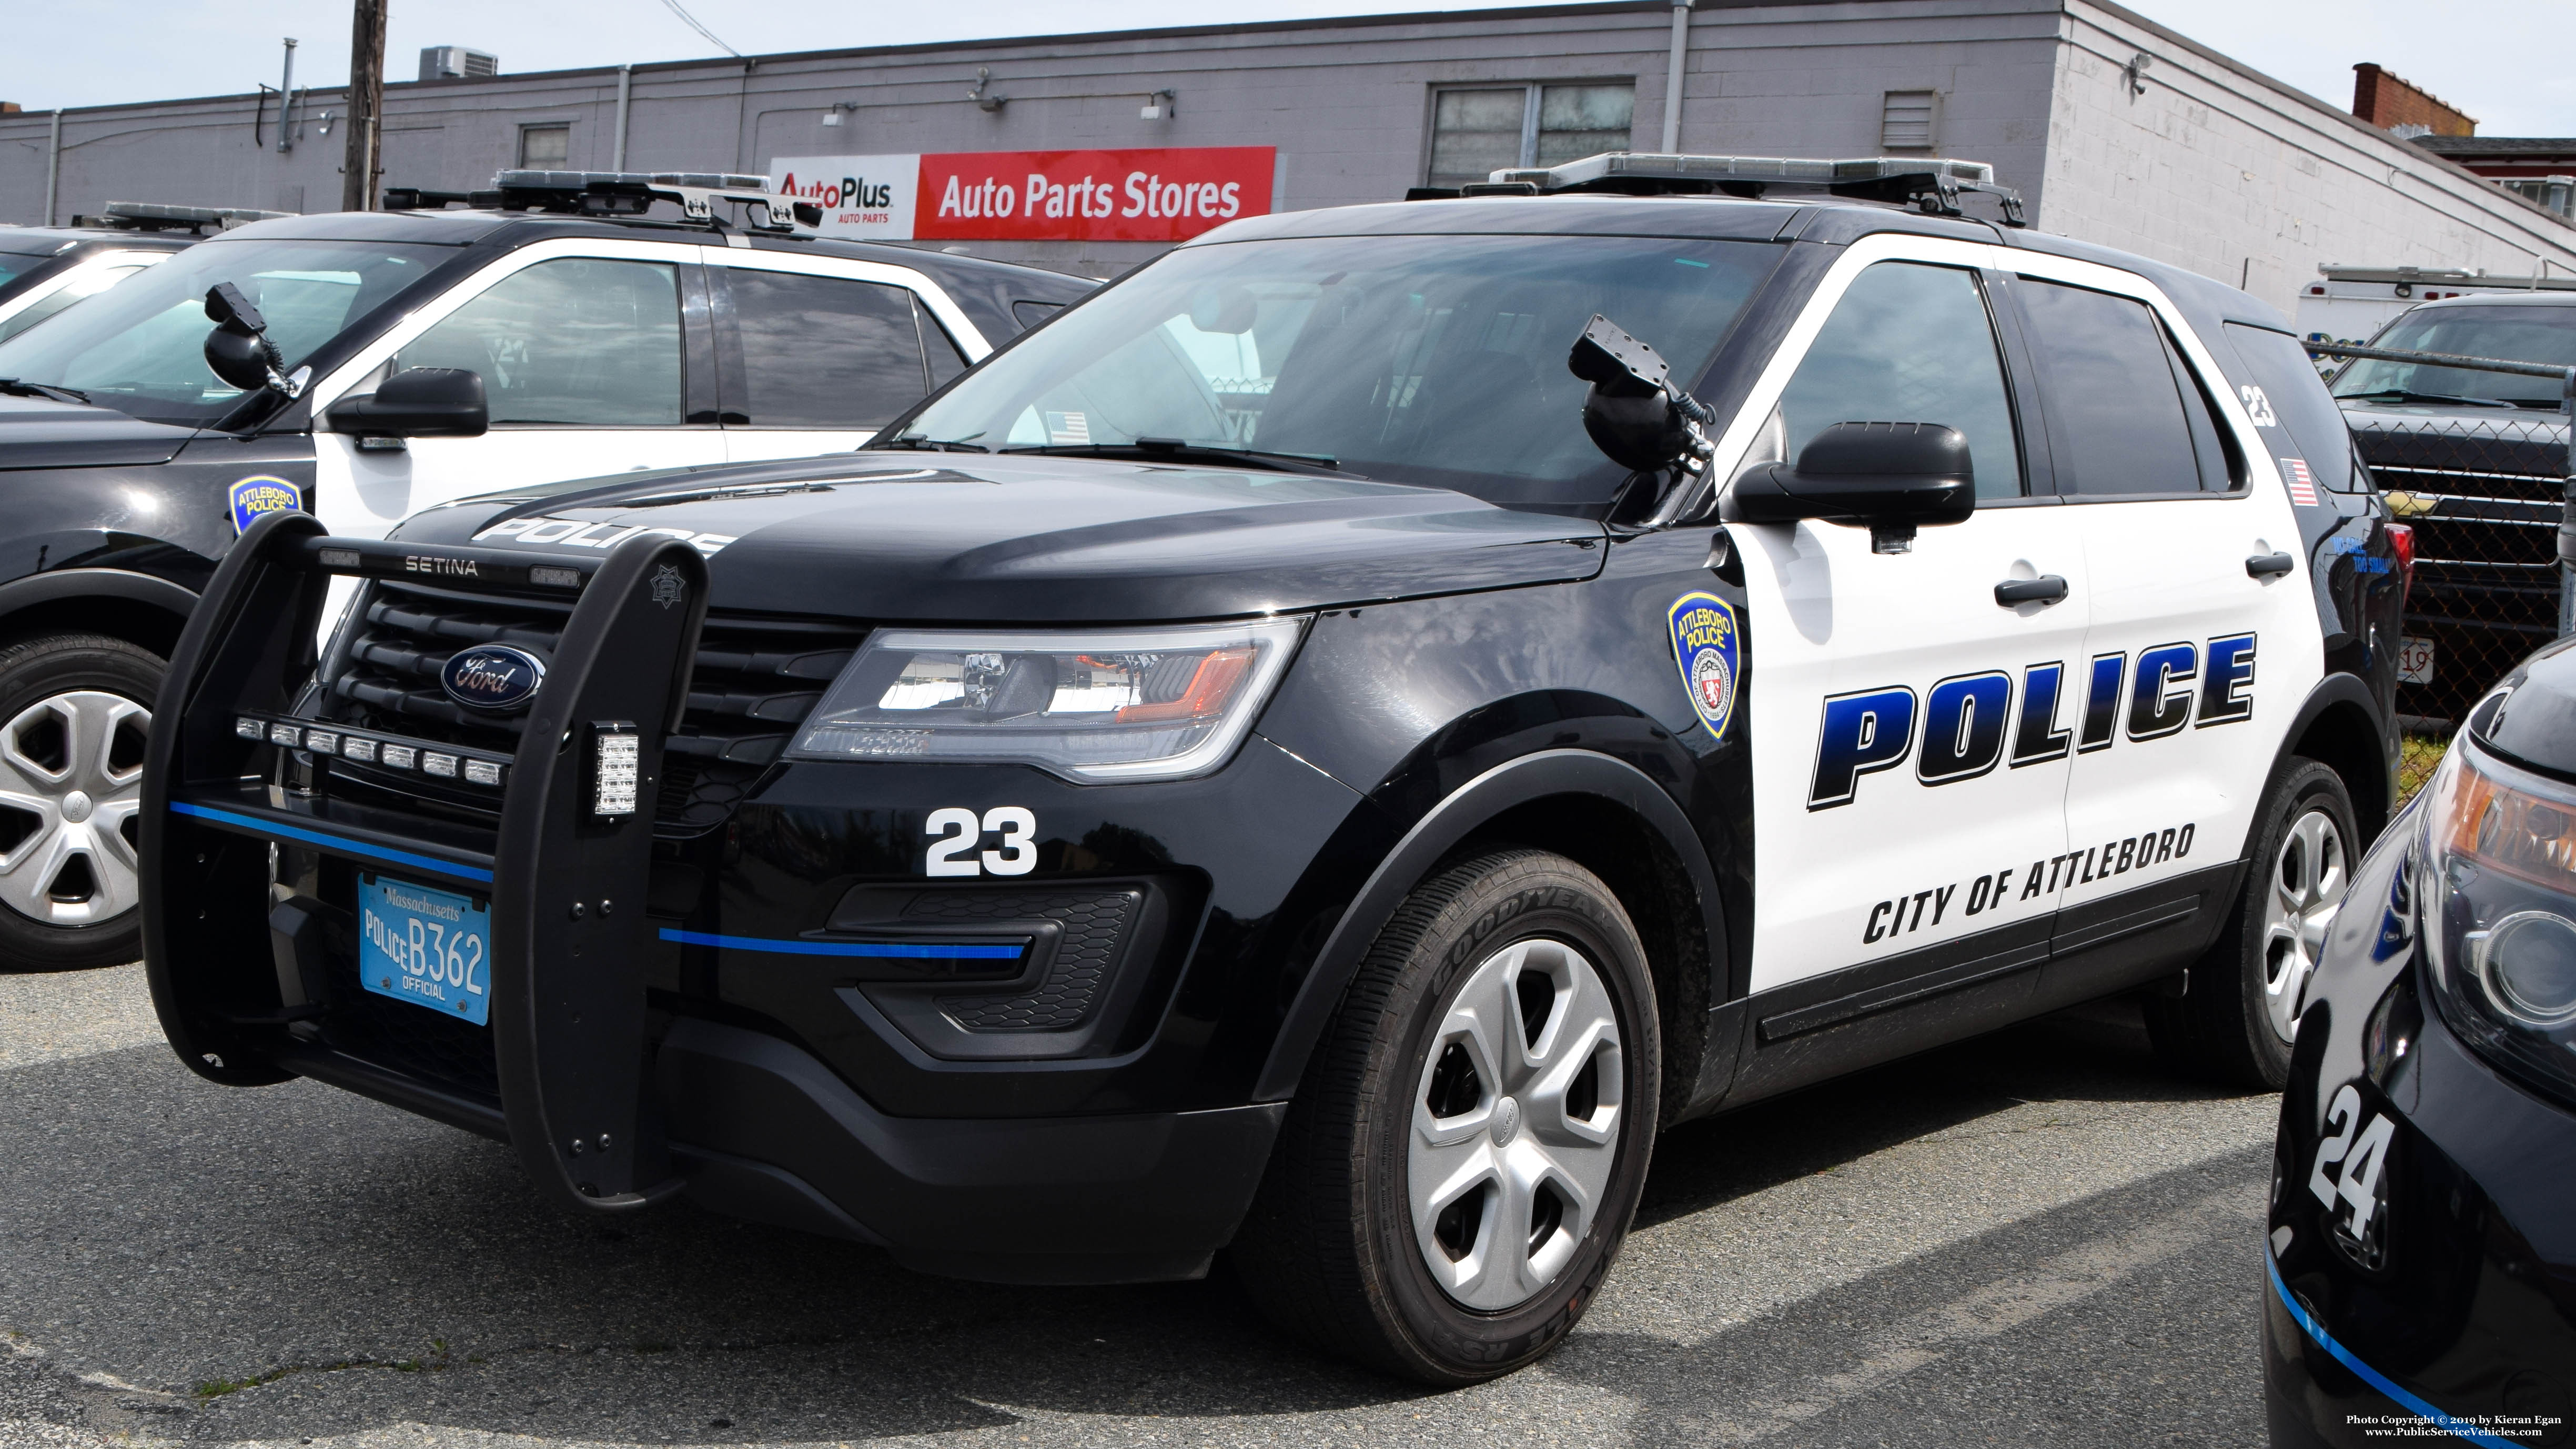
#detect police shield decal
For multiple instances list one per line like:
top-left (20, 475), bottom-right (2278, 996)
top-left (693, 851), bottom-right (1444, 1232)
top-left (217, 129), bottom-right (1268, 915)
top-left (1668, 592), bottom-right (1741, 740)
top-left (227, 475), bottom-right (300, 534)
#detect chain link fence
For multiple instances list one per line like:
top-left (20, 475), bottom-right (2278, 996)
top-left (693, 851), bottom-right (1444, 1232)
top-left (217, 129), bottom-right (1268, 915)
top-left (2312, 341), bottom-right (2576, 793)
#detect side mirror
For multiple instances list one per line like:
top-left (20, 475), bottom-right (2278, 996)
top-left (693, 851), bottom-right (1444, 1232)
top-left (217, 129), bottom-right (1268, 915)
top-left (1728, 421), bottom-right (1975, 554)
top-left (1568, 314), bottom-right (1716, 476)
top-left (202, 281), bottom-right (289, 394)
top-left (325, 367), bottom-right (490, 441)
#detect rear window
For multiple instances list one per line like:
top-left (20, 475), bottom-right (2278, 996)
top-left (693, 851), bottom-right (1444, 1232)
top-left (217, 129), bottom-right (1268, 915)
top-left (2224, 324), bottom-right (2360, 493)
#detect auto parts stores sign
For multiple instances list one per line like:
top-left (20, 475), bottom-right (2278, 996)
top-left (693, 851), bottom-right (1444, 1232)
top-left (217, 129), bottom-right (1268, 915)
top-left (769, 148), bottom-right (1275, 243)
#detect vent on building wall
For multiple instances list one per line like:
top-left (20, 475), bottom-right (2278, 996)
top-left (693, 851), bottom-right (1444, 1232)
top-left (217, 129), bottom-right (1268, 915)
top-left (1881, 91), bottom-right (1938, 154)
top-left (420, 46), bottom-right (498, 82)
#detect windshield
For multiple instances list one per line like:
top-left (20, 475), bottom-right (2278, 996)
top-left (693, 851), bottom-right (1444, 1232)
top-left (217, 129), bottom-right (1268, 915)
top-left (0, 239), bottom-right (445, 426)
top-left (2334, 304), bottom-right (2576, 409)
top-left (892, 233), bottom-right (1780, 509)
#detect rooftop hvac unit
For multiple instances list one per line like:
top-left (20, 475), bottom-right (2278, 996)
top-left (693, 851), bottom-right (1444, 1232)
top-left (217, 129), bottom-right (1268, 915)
top-left (419, 46), bottom-right (498, 82)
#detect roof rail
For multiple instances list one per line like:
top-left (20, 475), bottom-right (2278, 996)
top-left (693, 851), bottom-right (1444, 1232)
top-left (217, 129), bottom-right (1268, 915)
top-left (1411, 152), bottom-right (2027, 227)
top-left (384, 170), bottom-right (823, 233)
top-left (94, 200), bottom-right (292, 235)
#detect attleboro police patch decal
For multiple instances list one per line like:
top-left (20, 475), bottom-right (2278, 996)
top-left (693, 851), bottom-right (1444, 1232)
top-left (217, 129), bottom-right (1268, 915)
top-left (227, 476), bottom-right (299, 534)
top-left (1668, 592), bottom-right (1741, 741)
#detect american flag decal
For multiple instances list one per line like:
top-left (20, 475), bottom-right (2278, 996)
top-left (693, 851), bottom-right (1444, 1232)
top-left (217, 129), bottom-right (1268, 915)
top-left (2279, 457), bottom-right (2318, 506)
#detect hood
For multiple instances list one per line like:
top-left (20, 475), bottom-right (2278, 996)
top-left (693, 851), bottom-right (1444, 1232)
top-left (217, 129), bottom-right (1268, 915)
top-left (0, 393), bottom-right (200, 469)
top-left (2473, 635), bottom-right (2576, 781)
top-left (2340, 400), bottom-right (2568, 480)
top-left (393, 452), bottom-right (1607, 622)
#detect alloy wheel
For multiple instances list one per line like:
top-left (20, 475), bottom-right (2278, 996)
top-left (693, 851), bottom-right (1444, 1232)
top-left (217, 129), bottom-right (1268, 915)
top-left (2261, 805), bottom-right (2346, 1044)
top-left (1407, 936), bottom-right (1624, 1312)
top-left (0, 691), bottom-right (150, 927)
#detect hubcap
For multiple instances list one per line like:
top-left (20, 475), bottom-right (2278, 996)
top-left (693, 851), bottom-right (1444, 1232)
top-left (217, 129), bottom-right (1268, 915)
top-left (2262, 806), bottom-right (2348, 1044)
top-left (0, 691), bottom-right (150, 928)
top-left (1408, 937), bottom-right (1624, 1313)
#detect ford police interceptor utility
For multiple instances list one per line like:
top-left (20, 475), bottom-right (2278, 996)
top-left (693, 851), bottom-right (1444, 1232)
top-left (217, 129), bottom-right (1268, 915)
top-left (0, 171), bottom-right (1089, 971)
top-left (0, 210), bottom-right (197, 344)
top-left (142, 152), bottom-right (2406, 1385)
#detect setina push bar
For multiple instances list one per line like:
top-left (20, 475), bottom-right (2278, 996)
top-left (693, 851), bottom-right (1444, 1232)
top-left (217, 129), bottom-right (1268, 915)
top-left (140, 509), bottom-right (710, 1213)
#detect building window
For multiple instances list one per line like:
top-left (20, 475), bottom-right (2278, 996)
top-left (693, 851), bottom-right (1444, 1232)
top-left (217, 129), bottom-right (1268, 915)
top-left (519, 123), bottom-right (570, 169)
top-left (2501, 176), bottom-right (2575, 221)
top-left (1428, 83), bottom-right (1634, 187)
top-left (1881, 91), bottom-right (1938, 154)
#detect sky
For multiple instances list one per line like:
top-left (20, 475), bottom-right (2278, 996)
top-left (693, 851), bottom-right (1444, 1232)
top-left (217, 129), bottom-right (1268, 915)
top-left (5, 0), bottom-right (2571, 135)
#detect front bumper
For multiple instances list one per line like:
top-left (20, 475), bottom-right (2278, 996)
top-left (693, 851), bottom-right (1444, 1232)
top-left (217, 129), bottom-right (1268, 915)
top-left (2264, 963), bottom-right (2576, 1447)
top-left (142, 516), bottom-right (1363, 1283)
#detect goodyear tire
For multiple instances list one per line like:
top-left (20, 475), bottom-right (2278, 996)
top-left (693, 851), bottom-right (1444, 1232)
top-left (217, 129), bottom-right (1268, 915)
top-left (0, 633), bottom-right (161, 972)
top-left (2146, 757), bottom-right (2356, 1090)
top-left (1232, 849), bottom-right (1660, 1384)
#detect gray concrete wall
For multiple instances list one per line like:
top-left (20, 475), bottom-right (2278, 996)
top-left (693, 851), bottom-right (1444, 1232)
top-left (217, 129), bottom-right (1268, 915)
top-left (2042, 0), bottom-right (2576, 314)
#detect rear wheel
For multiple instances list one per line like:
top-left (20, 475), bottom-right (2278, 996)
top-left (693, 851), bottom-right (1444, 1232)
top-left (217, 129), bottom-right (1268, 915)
top-left (2147, 757), bottom-right (2353, 1090)
top-left (0, 633), bottom-right (160, 972)
top-left (1232, 849), bottom-right (1659, 1384)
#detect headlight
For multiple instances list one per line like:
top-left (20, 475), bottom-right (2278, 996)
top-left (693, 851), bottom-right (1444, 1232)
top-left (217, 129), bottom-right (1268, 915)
top-left (2418, 739), bottom-right (2576, 1101)
top-left (787, 618), bottom-right (1305, 782)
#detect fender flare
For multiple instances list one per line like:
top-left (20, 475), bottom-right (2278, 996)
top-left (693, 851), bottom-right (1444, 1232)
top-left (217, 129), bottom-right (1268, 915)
top-left (2271, 669), bottom-right (2398, 843)
top-left (1250, 747), bottom-right (1729, 1101)
top-left (0, 566), bottom-right (200, 636)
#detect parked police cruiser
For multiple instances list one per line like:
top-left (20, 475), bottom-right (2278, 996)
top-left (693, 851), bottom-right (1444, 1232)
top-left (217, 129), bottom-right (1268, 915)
top-left (0, 170), bottom-right (1089, 970)
top-left (0, 205), bottom-right (209, 344)
top-left (144, 152), bottom-right (2405, 1385)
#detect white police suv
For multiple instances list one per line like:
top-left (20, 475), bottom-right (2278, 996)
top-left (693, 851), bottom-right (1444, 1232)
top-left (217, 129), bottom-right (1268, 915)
top-left (147, 152), bottom-right (2406, 1384)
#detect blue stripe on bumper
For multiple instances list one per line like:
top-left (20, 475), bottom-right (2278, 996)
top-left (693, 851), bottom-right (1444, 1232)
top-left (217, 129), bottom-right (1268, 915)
top-left (2268, 1252), bottom-right (2513, 1447)
top-left (656, 928), bottom-right (1023, 960)
top-left (168, 801), bottom-right (495, 884)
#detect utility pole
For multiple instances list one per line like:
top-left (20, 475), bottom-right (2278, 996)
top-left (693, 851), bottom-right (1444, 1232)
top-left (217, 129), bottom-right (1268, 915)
top-left (341, 0), bottom-right (386, 212)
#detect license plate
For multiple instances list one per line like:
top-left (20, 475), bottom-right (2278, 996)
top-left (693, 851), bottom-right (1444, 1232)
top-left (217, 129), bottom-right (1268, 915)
top-left (358, 876), bottom-right (492, 1025)
top-left (2397, 635), bottom-right (2434, 685)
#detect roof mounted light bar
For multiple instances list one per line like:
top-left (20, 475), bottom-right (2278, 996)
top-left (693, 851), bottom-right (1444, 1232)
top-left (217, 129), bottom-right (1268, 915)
top-left (1435, 151), bottom-right (2027, 227)
top-left (94, 200), bottom-right (291, 234)
top-left (386, 171), bottom-right (823, 232)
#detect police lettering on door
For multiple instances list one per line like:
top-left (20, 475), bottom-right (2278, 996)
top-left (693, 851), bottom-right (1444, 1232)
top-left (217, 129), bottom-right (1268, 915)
top-left (1809, 632), bottom-right (2257, 810)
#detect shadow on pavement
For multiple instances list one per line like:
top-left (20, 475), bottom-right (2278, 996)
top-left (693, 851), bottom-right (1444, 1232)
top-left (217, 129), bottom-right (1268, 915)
top-left (0, 996), bottom-right (2266, 1445)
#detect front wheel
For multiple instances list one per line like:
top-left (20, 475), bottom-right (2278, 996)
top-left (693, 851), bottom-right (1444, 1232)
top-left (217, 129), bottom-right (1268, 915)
top-left (1232, 849), bottom-right (1660, 1384)
top-left (0, 633), bottom-right (160, 972)
top-left (2146, 757), bottom-right (2355, 1090)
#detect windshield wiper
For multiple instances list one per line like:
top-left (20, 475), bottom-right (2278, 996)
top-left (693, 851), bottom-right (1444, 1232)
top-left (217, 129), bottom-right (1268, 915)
top-left (0, 378), bottom-right (91, 405)
top-left (1002, 437), bottom-right (1353, 476)
top-left (2335, 388), bottom-right (2519, 409)
top-left (873, 432), bottom-right (991, 453)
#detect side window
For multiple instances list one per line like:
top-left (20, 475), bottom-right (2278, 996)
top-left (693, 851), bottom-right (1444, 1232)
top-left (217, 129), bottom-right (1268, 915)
top-left (2016, 280), bottom-right (2234, 496)
top-left (728, 269), bottom-right (930, 428)
top-left (2224, 324), bottom-right (2360, 492)
top-left (1775, 261), bottom-right (2025, 501)
top-left (397, 258), bottom-right (682, 427)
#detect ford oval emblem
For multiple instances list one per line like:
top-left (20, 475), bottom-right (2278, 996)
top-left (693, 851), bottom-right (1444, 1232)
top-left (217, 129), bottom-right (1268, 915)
top-left (439, 644), bottom-right (547, 713)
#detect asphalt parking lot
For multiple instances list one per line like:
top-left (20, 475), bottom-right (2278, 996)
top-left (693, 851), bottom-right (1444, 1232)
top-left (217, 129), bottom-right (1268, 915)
top-left (2, 962), bottom-right (2275, 1448)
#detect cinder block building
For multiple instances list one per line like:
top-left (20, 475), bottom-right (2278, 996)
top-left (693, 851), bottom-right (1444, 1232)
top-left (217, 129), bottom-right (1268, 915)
top-left (3, 0), bottom-right (2568, 307)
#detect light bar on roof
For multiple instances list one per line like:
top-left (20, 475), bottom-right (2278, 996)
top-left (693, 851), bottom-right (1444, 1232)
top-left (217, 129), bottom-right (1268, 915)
top-left (1469, 151), bottom-right (2024, 226)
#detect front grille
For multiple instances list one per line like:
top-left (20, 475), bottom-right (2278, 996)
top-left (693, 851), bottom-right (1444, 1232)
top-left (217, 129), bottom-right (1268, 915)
top-left (321, 579), bottom-right (863, 834)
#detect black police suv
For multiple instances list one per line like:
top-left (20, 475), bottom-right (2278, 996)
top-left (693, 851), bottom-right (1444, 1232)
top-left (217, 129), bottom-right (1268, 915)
top-left (2332, 293), bottom-right (2576, 722)
top-left (0, 223), bottom-right (190, 344)
top-left (2266, 639), bottom-right (2576, 1447)
top-left (144, 154), bottom-right (2407, 1384)
top-left (0, 173), bottom-right (1088, 971)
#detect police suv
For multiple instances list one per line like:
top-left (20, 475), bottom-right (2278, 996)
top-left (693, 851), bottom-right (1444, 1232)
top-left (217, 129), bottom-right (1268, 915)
top-left (143, 153), bottom-right (2405, 1385)
top-left (0, 171), bottom-right (1089, 970)
top-left (0, 211), bottom-right (195, 344)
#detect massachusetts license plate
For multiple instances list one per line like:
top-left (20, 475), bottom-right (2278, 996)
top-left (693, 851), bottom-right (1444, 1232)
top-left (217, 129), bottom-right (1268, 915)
top-left (2398, 635), bottom-right (2435, 685)
top-left (358, 876), bottom-right (492, 1025)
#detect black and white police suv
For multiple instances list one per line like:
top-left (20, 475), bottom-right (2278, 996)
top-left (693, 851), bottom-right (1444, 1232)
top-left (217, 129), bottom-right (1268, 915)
top-left (2266, 640), bottom-right (2576, 1448)
top-left (0, 171), bottom-right (1088, 970)
top-left (145, 152), bottom-right (2405, 1384)
top-left (0, 207), bottom-right (205, 344)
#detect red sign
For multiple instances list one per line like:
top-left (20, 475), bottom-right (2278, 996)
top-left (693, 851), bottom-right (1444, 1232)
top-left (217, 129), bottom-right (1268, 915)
top-left (912, 147), bottom-right (1274, 243)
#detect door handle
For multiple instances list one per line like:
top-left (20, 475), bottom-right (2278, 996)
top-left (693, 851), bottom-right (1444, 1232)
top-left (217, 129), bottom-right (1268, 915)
top-left (2246, 551), bottom-right (2296, 578)
top-left (1994, 575), bottom-right (2069, 607)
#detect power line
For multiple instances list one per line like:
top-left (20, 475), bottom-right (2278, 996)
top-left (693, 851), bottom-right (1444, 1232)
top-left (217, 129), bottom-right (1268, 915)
top-left (656, 0), bottom-right (741, 57)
